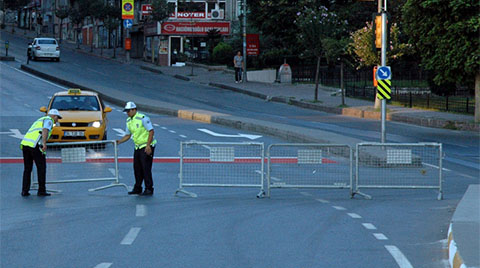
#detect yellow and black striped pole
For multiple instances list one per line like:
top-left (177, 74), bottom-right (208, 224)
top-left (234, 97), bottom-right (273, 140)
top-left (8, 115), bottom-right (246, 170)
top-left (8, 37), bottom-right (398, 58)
top-left (377, 79), bottom-right (391, 100)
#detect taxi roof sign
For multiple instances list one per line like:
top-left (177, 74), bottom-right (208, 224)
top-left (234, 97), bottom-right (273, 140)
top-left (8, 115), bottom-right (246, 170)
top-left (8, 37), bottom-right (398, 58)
top-left (68, 88), bottom-right (82, 95)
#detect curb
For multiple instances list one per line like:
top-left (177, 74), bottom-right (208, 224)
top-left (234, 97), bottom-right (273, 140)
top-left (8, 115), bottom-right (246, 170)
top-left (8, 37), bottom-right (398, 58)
top-left (207, 83), bottom-right (478, 132)
top-left (447, 224), bottom-right (466, 268)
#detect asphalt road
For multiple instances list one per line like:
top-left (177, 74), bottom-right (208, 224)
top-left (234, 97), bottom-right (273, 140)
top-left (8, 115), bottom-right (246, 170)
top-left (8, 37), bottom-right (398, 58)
top-left (1, 31), bottom-right (479, 268)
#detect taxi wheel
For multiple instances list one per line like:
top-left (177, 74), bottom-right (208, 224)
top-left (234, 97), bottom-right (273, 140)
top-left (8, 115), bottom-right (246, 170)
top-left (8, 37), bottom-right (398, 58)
top-left (103, 132), bottom-right (107, 140)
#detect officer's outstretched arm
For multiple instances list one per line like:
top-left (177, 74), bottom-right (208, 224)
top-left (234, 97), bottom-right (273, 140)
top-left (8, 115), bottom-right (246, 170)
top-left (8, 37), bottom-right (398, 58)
top-left (116, 134), bottom-right (131, 145)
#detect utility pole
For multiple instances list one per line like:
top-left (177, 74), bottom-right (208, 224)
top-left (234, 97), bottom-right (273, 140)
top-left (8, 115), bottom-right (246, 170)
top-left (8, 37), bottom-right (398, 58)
top-left (380, 0), bottom-right (387, 143)
top-left (242, 0), bottom-right (247, 82)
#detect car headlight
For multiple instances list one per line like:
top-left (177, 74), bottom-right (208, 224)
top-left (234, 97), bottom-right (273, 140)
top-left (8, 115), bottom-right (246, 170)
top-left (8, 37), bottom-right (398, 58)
top-left (90, 121), bottom-right (102, 128)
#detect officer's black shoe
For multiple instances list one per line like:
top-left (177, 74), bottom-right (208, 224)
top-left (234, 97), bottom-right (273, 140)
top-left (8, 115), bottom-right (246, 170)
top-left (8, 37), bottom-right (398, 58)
top-left (21, 191), bottom-right (30, 197)
top-left (37, 192), bottom-right (51, 196)
top-left (141, 189), bottom-right (154, 196)
top-left (128, 190), bottom-right (142, 195)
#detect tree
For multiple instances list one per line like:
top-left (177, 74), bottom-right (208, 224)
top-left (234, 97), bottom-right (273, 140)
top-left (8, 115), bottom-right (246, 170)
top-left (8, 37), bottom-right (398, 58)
top-left (296, 5), bottom-right (347, 101)
top-left (402, 0), bottom-right (480, 121)
top-left (103, 4), bottom-right (121, 58)
top-left (151, 0), bottom-right (169, 22)
top-left (55, 6), bottom-right (69, 43)
top-left (348, 22), bottom-right (412, 69)
top-left (89, 0), bottom-right (105, 52)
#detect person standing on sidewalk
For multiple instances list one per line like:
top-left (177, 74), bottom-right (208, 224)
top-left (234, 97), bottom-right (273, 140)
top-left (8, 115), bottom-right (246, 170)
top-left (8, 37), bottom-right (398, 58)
top-left (20, 109), bottom-right (62, 197)
top-left (233, 51), bottom-right (244, 83)
top-left (116, 102), bottom-right (157, 195)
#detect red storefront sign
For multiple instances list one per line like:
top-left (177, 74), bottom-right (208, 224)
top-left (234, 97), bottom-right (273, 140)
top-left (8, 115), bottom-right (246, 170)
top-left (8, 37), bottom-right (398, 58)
top-left (246, 34), bottom-right (260, 56)
top-left (161, 21), bottom-right (230, 35)
top-left (141, 4), bottom-right (152, 15)
top-left (175, 12), bottom-right (206, 19)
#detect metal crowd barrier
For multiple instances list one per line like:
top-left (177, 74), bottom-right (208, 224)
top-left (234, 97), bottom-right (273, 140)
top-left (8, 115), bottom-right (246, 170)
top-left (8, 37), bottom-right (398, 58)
top-left (354, 142), bottom-right (443, 200)
top-left (176, 141), bottom-right (265, 198)
top-left (31, 140), bottom-right (128, 192)
top-left (267, 144), bottom-right (353, 197)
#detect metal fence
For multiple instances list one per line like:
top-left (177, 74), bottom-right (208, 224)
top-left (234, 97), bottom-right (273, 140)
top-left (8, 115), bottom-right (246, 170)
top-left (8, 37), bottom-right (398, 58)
top-left (176, 141), bottom-right (265, 198)
top-left (354, 142), bottom-right (443, 200)
top-left (32, 140), bottom-right (129, 192)
top-left (267, 144), bottom-right (353, 197)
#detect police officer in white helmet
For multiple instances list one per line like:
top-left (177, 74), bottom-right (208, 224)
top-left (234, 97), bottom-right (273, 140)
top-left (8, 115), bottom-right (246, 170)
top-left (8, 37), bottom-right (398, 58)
top-left (116, 102), bottom-right (157, 195)
top-left (20, 109), bottom-right (62, 196)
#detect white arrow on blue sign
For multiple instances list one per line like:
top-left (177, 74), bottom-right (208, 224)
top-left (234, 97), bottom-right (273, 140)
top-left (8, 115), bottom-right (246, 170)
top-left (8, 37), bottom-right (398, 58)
top-left (123, 19), bottom-right (133, 29)
top-left (376, 66), bottom-right (391, 80)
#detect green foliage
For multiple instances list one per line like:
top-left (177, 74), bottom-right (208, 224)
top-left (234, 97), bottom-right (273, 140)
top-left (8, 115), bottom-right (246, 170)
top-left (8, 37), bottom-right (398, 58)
top-left (207, 29), bottom-right (222, 58)
top-left (212, 42), bottom-right (233, 65)
top-left (348, 22), bottom-right (414, 69)
top-left (55, 6), bottom-right (69, 20)
top-left (103, 4), bottom-right (121, 31)
top-left (296, 5), bottom-right (347, 58)
top-left (402, 0), bottom-right (479, 87)
top-left (151, 0), bottom-right (169, 23)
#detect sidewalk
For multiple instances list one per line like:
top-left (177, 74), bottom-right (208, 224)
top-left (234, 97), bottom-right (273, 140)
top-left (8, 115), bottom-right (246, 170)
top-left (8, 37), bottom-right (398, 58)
top-left (5, 24), bottom-right (477, 132)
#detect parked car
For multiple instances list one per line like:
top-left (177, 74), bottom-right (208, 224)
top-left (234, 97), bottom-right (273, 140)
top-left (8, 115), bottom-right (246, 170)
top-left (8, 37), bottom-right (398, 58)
top-left (27, 37), bottom-right (60, 61)
top-left (40, 88), bottom-right (112, 142)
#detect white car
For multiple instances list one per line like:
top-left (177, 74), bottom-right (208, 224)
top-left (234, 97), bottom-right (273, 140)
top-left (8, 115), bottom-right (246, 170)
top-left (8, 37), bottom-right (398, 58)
top-left (28, 38), bottom-right (60, 61)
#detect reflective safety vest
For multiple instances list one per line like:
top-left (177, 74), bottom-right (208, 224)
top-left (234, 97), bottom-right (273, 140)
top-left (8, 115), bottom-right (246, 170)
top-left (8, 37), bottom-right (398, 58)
top-left (127, 112), bottom-right (157, 149)
top-left (20, 116), bottom-right (54, 149)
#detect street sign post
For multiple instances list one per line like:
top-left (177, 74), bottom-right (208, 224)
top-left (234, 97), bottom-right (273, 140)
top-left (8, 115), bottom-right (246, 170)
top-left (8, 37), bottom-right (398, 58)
top-left (123, 19), bottom-right (133, 29)
top-left (122, 0), bottom-right (134, 19)
top-left (376, 66), bottom-right (391, 80)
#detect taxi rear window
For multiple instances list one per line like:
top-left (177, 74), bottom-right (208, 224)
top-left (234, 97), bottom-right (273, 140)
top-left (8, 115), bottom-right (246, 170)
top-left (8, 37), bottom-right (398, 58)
top-left (51, 96), bottom-right (100, 111)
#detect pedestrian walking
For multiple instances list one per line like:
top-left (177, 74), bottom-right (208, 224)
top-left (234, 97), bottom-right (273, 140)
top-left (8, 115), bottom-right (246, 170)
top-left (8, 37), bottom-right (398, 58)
top-left (20, 109), bottom-right (62, 196)
top-left (116, 102), bottom-right (157, 195)
top-left (233, 51), bottom-right (244, 83)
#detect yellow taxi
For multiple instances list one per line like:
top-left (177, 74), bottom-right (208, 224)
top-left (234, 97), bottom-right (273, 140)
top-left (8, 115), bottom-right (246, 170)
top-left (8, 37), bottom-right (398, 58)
top-left (40, 89), bottom-right (112, 142)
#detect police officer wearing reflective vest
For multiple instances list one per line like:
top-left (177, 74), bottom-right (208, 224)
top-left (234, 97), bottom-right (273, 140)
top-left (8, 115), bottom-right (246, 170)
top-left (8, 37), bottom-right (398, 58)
top-left (116, 102), bottom-right (157, 195)
top-left (20, 109), bottom-right (62, 196)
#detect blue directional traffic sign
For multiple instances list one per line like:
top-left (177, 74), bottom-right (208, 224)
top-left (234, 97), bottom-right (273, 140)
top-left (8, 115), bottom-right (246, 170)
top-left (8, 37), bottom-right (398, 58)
top-left (123, 19), bottom-right (133, 29)
top-left (376, 66), bottom-right (391, 80)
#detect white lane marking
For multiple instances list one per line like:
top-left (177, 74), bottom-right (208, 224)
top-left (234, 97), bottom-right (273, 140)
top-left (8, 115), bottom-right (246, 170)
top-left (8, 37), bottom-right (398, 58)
top-left (347, 213), bottom-right (362, 219)
top-left (332, 206), bottom-right (346, 211)
top-left (362, 223), bottom-right (377, 230)
top-left (385, 245), bottom-right (414, 268)
top-left (136, 205), bottom-right (147, 217)
top-left (179, 135), bottom-right (187, 138)
top-left (86, 68), bottom-right (106, 76)
top-left (121, 227), bottom-right (141, 245)
top-left (113, 128), bottom-right (127, 137)
top-left (300, 192), bottom-right (311, 196)
top-left (24, 103), bottom-right (31, 107)
top-left (161, 127), bottom-right (167, 130)
top-left (198, 128), bottom-right (262, 140)
top-left (0, 62), bottom-right (67, 89)
top-left (373, 233), bottom-right (388, 240)
top-left (270, 176), bottom-right (281, 182)
top-left (153, 123), bottom-right (159, 127)
top-left (459, 173), bottom-right (476, 179)
top-left (94, 263), bottom-right (113, 268)
top-left (169, 130), bottom-right (176, 133)
top-left (422, 162), bottom-right (451, 172)
top-left (316, 199), bottom-right (330, 204)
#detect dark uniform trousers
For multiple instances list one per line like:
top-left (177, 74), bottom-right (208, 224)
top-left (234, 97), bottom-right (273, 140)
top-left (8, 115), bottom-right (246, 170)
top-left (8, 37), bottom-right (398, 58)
top-left (133, 146), bottom-right (155, 191)
top-left (22, 145), bottom-right (47, 193)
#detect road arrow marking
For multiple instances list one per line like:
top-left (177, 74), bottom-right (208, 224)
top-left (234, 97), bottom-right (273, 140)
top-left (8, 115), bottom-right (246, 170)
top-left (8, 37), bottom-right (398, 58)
top-left (5, 129), bottom-right (24, 139)
top-left (113, 128), bottom-right (127, 137)
top-left (197, 128), bottom-right (262, 140)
